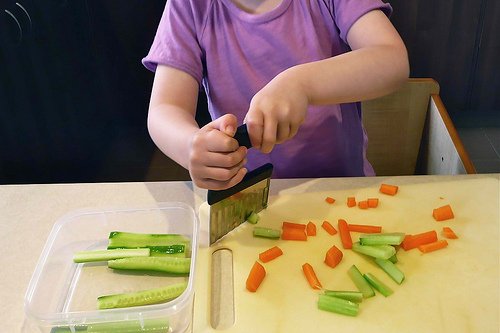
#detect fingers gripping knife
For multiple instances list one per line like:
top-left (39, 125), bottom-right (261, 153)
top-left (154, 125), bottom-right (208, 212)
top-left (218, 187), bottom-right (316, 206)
top-left (207, 125), bottom-right (274, 245)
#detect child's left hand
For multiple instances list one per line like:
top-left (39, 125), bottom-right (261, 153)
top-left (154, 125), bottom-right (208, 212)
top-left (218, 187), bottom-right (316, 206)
top-left (244, 69), bottom-right (309, 154)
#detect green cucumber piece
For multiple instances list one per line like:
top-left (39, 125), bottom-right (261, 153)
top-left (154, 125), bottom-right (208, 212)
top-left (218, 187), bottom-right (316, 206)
top-left (108, 232), bottom-right (191, 249)
top-left (352, 242), bottom-right (396, 259)
top-left (87, 319), bottom-right (169, 332)
top-left (246, 211), bottom-right (260, 224)
top-left (108, 257), bottom-right (191, 274)
top-left (107, 245), bottom-right (186, 258)
top-left (363, 273), bottom-right (394, 297)
top-left (347, 265), bottom-right (375, 298)
top-left (359, 232), bottom-right (405, 246)
top-left (97, 281), bottom-right (188, 309)
top-left (253, 227), bottom-right (281, 239)
top-left (318, 294), bottom-right (359, 317)
top-left (374, 258), bottom-right (405, 284)
top-left (73, 248), bottom-right (150, 263)
top-left (323, 290), bottom-right (363, 303)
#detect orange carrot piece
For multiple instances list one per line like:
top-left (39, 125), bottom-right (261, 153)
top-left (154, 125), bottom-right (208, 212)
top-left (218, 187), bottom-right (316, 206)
top-left (347, 197), bottom-right (356, 208)
top-left (418, 240), bottom-right (449, 253)
top-left (325, 245), bottom-right (343, 268)
top-left (282, 228), bottom-right (307, 241)
top-left (338, 219), bottom-right (353, 249)
top-left (379, 184), bottom-right (399, 195)
top-left (259, 246), bottom-right (283, 263)
top-left (358, 200), bottom-right (369, 209)
top-left (282, 221), bottom-right (307, 230)
top-left (306, 222), bottom-right (317, 236)
top-left (433, 204), bottom-right (454, 221)
top-left (401, 230), bottom-right (438, 251)
top-left (325, 197), bottom-right (335, 204)
top-left (443, 227), bottom-right (458, 239)
top-left (348, 224), bottom-right (382, 233)
top-left (246, 261), bottom-right (266, 292)
top-left (302, 263), bottom-right (322, 289)
top-left (367, 198), bottom-right (379, 208)
top-left (322, 221), bottom-right (338, 235)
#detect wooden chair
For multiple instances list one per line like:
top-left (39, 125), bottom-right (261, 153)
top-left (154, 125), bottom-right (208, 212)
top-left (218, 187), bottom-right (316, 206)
top-left (362, 78), bottom-right (476, 176)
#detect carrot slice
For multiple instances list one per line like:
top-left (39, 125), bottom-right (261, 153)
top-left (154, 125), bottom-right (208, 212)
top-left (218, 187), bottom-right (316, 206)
top-left (325, 197), bottom-right (335, 204)
top-left (347, 197), bottom-right (356, 208)
top-left (282, 222), bottom-right (307, 230)
top-left (338, 219), bottom-right (353, 249)
top-left (322, 221), bottom-right (338, 235)
top-left (367, 198), bottom-right (379, 208)
top-left (306, 222), bottom-right (317, 236)
top-left (379, 184), bottom-right (398, 195)
top-left (443, 227), bottom-right (458, 239)
top-left (259, 246), bottom-right (283, 263)
top-left (348, 224), bottom-right (382, 233)
top-left (358, 200), bottom-right (369, 209)
top-left (282, 228), bottom-right (307, 241)
top-left (246, 261), bottom-right (266, 292)
top-left (325, 245), bottom-right (343, 268)
top-left (418, 240), bottom-right (449, 253)
top-left (401, 230), bottom-right (438, 251)
top-left (433, 204), bottom-right (454, 221)
top-left (302, 263), bottom-right (322, 289)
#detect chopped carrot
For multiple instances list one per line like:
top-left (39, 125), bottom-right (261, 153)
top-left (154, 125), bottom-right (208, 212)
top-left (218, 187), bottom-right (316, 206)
top-left (418, 240), bottom-right (449, 253)
top-left (348, 224), bottom-right (382, 233)
top-left (338, 219), bottom-right (353, 249)
top-left (246, 261), bottom-right (266, 292)
top-left (259, 246), bottom-right (283, 263)
top-left (232, 192), bottom-right (243, 199)
top-left (306, 222), bottom-right (317, 236)
top-left (347, 197), bottom-right (356, 208)
top-left (433, 204), bottom-right (454, 221)
top-left (325, 197), bottom-right (335, 204)
top-left (367, 198), bottom-right (379, 208)
top-left (358, 200), bottom-right (369, 209)
top-left (443, 227), bottom-right (458, 239)
top-left (282, 221), bottom-right (307, 230)
top-left (322, 221), bottom-right (338, 235)
top-left (232, 222), bottom-right (238, 227)
top-left (302, 263), bottom-right (322, 289)
top-left (325, 245), bottom-right (343, 268)
top-left (401, 230), bottom-right (438, 251)
top-left (282, 228), bottom-right (307, 241)
top-left (379, 184), bottom-right (399, 195)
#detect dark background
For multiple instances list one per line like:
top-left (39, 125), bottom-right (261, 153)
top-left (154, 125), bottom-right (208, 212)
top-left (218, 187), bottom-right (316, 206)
top-left (1, 0), bottom-right (498, 184)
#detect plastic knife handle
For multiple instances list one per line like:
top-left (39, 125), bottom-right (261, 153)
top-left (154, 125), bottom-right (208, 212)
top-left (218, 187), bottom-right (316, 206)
top-left (234, 124), bottom-right (252, 149)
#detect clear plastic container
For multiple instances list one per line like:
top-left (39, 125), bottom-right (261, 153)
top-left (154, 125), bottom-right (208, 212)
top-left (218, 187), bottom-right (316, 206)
top-left (25, 202), bottom-right (199, 333)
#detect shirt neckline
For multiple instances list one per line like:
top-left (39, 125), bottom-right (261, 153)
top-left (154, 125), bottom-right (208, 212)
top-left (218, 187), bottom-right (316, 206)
top-left (218, 0), bottom-right (293, 23)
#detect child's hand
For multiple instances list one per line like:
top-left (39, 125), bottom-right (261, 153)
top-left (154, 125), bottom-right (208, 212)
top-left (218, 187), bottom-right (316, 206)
top-left (188, 114), bottom-right (248, 190)
top-left (244, 70), bottom-right (309, 153)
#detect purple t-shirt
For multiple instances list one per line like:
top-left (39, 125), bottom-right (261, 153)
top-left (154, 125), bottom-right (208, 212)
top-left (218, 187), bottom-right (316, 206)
top-left (143, 0), bottom-right (392, 178)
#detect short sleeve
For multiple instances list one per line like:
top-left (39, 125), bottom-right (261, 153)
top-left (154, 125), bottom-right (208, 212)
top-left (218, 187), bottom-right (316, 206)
top-left (329, 0), bottom-right (392, 44)
top-left (142, 0), bottom-right (207, 85)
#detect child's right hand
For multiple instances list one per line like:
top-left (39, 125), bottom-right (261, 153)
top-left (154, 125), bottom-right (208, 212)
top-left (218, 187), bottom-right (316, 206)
top-left (188, 114), bottom-right (248, 190)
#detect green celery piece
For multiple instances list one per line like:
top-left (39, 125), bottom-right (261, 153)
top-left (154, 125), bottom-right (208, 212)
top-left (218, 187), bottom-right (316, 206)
top-left (364, 273), bottom-right (394, 297)
top-left (253, 226), bottom-right (281, 239)
top-left (246, 211), bottom-right (260, 224)
top-left (324, 290), bottom-right (363, 303)
top-left (375, 258), bottom-right (405, 284)
top-left (347, 265), bottom-right (375, 298)
top-left (73, 248), bottom-right (150, 263)
top-left (351, 242), bottom-right (396, 259)
top-left (359, 232), bottom-right (405, 246)
top-left (388, 253), bottom-right (398, 263)
top-left (87, 318), bottom-right (169, 332)
top-left (318, 294), bottom-right (359, 317)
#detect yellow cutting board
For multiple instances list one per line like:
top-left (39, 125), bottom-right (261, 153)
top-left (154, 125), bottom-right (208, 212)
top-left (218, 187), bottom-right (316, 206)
top-left (193, 177), bottom-right (499, 333)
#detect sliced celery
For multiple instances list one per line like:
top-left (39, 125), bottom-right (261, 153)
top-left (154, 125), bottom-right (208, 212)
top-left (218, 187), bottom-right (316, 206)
top-left (352, 242), bottom-right (396, 259)
top-left (359, 232), bottom-right (405, 246)
top-left (318, 294), bottom-right (359, 317)
top-left (347, 265), bottom-right (375, 298)
top-left (364, 273), bottom-right (394, 297)
top-left (73, 248), bottom-right (150, 263)
top-left (246, 211), bottom-right (260, 224)
top-left (253, 226), bottom-right (281, 239)
top-left (375, 258), bottom-right (405, 284)
top-left (388, 253), bottom-right (398, 263)
top-left (324, 290), bottom-right (363, 303)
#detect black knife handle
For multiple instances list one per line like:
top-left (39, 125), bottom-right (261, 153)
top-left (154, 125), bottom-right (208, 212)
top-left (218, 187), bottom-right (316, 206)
top-left (234, 124), bottom-right (252, 149)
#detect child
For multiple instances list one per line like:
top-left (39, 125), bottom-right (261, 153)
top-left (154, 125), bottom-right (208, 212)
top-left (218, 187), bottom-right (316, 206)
top-left (143, 0), bottom-right (409, 190)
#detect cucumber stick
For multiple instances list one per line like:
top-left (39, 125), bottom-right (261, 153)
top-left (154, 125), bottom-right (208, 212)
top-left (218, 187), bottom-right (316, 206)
top-left (359, 232), bottom-right (405, 246)
top-left (318, 294), bottom-right (359, 317)
top-left (73, 248), bottom-right (150, 263)
top-left (375, 258), bottom-right (405, 284)
top-left (50, 319), bottom-right (170, 333)
top-left (253, 227), bottom-right (281, 239)
top-left (363, 273), bottom-right (394, 297)
top-left (347, 265), bottom-right (375, 298)
top-left (108, 257), bottom-right (191, 274)
top-left (97, 281), bottom-right (188, 309)
top-left (351, 242), bottom-right (396, 259)
top-left (108, 232), bottom-right (191, 249)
